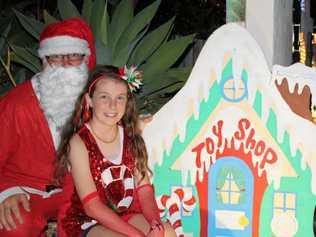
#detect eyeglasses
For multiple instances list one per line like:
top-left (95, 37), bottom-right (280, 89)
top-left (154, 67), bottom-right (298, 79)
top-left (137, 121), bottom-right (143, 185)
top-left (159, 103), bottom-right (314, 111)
top-left (46, 53), bottom-right (85, 63)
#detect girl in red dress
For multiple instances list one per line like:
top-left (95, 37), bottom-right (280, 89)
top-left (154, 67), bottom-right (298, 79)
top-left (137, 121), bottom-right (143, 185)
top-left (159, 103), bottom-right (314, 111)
top-left (55, 65), bottom-right (176, 237)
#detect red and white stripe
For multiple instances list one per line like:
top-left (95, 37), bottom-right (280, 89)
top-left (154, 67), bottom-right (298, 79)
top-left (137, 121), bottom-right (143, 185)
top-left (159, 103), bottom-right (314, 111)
top-left (156, 187), bottom-right (196, 236)
top-left (101, 165), bottom-right (134, 209)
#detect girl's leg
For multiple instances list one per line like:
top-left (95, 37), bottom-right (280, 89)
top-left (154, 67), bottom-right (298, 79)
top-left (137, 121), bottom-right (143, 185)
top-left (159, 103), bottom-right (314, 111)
top-left (86, 214), bottom-right (177, 237)
top-left (86, 224), bottom-right (126, 237)
top-left (86, 214), bottom-right (149, 237)
top-left (128, 214), bottom-right (150, 234)
top-left (128, 214), bottom-right (177, 237)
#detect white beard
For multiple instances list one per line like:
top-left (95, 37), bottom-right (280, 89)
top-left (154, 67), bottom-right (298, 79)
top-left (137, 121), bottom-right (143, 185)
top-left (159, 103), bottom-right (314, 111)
top-left (35, 63), bottom-right (88, 149)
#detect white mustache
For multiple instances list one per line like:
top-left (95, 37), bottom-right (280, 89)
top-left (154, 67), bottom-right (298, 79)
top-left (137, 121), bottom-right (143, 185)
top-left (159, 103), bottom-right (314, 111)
top-left (39, 63), bottom-right (88, 97)
top-left (38, 63), bottom-right (88, 127)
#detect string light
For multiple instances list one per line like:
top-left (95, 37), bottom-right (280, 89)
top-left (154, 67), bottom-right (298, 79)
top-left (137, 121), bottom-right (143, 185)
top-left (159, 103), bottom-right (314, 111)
top-left (299, 32), bottom-right (306, 64)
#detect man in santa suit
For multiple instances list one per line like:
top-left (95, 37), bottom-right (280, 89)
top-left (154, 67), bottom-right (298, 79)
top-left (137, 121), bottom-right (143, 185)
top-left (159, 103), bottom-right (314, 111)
top-left (0, 17), bottom-right (96, 236)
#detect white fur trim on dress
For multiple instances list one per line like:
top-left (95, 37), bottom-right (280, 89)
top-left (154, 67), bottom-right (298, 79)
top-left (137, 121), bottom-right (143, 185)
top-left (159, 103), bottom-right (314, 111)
top-left (38, 35), bottom-right (90, 58)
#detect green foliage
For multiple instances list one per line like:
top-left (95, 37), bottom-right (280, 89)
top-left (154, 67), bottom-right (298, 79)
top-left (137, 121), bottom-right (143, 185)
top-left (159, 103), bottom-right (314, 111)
top-left (13, 9), bottom-right (44, 40)
top-left (1, 0), bottom-right (194, 114)
top-left (0, 22), bottom-right (11, 56)
top-left (226, 0), bottom-right (246, 22)
top-left (0, 13), bottom-right (29, 94)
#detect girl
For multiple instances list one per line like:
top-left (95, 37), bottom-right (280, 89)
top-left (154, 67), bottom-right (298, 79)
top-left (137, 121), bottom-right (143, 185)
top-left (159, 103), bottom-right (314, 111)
top-left (56, 65), bottom-right (176, 237)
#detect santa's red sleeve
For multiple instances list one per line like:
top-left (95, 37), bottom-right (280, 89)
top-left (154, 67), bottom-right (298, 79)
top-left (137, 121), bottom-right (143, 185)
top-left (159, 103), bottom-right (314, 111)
top-left (0, 81), bottom-right (57, 202)
top-left (0, 88), bottom-right (21, 196)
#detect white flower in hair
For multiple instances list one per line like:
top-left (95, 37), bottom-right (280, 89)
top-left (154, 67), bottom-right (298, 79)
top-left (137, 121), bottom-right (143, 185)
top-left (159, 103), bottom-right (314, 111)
top-left (119, 65), bottom-right (142, 92)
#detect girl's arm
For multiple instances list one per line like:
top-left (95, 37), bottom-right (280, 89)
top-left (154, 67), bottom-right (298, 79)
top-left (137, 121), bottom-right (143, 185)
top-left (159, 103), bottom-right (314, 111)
top-left (134, 170), bottom-right (164, 234)
top-left (69, 135), bottom-right (145, 237)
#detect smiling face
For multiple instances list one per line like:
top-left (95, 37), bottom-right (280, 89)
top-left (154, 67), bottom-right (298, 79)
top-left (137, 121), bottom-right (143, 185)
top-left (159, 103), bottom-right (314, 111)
top-left (86, 76), bottom-right (128, 128)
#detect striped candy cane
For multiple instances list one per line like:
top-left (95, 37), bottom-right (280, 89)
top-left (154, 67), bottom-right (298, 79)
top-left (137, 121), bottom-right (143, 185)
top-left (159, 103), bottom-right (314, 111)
top-left (156, 187), bottom-right (196, 236)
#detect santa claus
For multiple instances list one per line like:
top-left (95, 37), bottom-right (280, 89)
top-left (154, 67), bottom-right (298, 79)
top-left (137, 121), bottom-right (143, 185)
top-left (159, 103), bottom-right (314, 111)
top-left (0, 17), bottom-right (96, 236)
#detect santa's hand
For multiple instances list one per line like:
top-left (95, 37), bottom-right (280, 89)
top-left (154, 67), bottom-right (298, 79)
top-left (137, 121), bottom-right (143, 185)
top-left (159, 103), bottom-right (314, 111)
top-left (0, 194), bottom-right (30, 231)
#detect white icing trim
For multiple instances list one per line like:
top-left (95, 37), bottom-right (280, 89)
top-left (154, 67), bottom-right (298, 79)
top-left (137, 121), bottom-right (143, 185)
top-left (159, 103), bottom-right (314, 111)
top-left (273, 63), bottom-right (316, 104)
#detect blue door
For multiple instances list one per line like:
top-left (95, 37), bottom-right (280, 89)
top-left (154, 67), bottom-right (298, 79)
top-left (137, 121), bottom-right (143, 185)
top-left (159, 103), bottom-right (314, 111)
top-left (208, 157), bottom-right (253, 237)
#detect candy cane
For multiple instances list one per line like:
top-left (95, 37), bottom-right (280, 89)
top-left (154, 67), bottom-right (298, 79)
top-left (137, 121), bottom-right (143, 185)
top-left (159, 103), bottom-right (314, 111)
top-left (156, 187), bottom-right (196, 236)
top-left (101, 165), bottom-right (134, 210)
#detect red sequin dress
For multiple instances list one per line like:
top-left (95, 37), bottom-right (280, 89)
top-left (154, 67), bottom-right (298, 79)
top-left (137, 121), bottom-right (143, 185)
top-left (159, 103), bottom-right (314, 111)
top-left (59, 124), bottom-right (142, 237)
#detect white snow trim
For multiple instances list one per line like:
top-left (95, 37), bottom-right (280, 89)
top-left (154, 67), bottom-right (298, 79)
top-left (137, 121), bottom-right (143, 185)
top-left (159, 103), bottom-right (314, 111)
top-left (38, 36), bottom-right (90, 58)
top-left (273, 63), bottom-right (316, 104)
top-left (0, 187), bottom-right (30, 203)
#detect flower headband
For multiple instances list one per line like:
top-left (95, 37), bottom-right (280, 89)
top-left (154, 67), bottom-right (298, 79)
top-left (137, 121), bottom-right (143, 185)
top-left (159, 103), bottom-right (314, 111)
top-left (88, 65), bottom-right (142, 94)
top-left (118, 65), bottom-right (142, 92)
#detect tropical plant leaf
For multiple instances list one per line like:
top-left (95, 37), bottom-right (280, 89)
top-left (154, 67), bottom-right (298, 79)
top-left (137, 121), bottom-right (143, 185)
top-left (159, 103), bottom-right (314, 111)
top-left (136, 67), bottom-right (192, 114)
top-left (11, 45), bottom-right (41, 73)
top-left (25, 47), bottom-right (39, 58)
top-left (99, 1), bottom-right (109, 46)
top-left (82, 0), bottom-right (93, 23)
top-left (90, 0), bottom-right (106, 39)
top-left (128, 17), bottom-right (174, 66)
top-left (13, 9), bottom-right (44, 40)
top-left (43, 10), bottom-right (57, 24)
top-left (11, 55), bottom-right (39, 73)
top-left (5, 15), bottom-right (36, 47)
top-left (0, 22), bottom-right (11, 57)
top-left (109, 0), bottom-right (133, 50)
top-left (141, 34), bottom-right (195, 80)
top-left (95, 38), bottom-right (113, 65)
top-left (57, 0), bottom-right (80, 20)
top-left (114, 0), bottom-right (161, 55)
top-left (112, 26), bottom-right (148, 67)
top-left (142, 67), bottom-right (191, 95)
top-left (13, 68), bottom-right (27, 84)
top-left (136, 93), bottom-right (172, 114)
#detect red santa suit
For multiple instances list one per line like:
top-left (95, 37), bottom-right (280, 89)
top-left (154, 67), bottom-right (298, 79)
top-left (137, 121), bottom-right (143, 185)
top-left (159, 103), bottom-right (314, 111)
top-left (0, 17), bottom-right (96, 237)
top-left (0, 80), bottom-right (67, 236)
top-left (0, 80), bottom-right (57, 194)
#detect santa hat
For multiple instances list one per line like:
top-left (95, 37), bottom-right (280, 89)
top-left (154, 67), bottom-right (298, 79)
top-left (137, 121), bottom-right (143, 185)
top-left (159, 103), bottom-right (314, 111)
top-left (38, 17), bottom-right (96, 71)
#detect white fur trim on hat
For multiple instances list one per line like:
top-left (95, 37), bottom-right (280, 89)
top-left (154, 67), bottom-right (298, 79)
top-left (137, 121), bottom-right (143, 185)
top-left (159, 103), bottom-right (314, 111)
top-left (38, 35), bottom-right (90, 58)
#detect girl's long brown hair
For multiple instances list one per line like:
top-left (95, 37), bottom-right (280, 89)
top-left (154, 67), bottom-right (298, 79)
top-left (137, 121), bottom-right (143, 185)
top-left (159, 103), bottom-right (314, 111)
top-left (55, 65), bottom-right (152, 185)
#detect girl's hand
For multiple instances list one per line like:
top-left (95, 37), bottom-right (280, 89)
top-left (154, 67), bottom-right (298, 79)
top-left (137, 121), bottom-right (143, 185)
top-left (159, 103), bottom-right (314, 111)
top-left (147, 219), bottom-right (164, 237)
top-left (130, 229), bottom-right (146, 237)
top-left (147, 228), bottom-right (164, 237)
